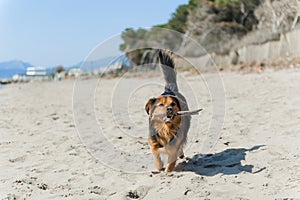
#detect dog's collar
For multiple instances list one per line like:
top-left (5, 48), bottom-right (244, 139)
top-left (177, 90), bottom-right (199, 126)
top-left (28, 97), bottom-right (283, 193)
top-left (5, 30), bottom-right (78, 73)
top-left (161, 89), bottom-right (176, 96)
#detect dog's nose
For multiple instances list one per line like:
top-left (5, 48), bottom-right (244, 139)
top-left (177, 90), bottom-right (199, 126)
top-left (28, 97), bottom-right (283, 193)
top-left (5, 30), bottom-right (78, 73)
top-left (166, 106), bottom-right (172, 112)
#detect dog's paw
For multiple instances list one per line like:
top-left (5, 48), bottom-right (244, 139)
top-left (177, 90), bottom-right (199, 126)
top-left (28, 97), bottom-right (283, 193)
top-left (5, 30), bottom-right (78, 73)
top-left (158, 167), bottom-right (165, 171)
top-left (154, 160), bottom-right (164, 171)
top-left (165, 167), bottom-right (173, 172)
top-left (165, 163), bottom-right (176, 172)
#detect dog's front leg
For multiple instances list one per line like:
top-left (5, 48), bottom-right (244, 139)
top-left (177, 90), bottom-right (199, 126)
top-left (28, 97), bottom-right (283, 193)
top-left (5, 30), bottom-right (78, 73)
top-left (152, 149), bottom-right (163, 171)
top-left (148, 137), bottom-right (163, 171)
top-left (165, 151), bottom-right (177, 172)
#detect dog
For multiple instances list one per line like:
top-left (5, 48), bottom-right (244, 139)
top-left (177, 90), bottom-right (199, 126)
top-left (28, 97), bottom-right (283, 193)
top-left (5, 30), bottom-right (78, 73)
top-left (145, 49), bottom-right (191, 172)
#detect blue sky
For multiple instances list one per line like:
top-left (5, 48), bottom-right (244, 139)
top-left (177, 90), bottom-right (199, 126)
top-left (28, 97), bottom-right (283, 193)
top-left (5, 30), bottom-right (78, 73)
top-left (0, 0), bottom-right (188, 67)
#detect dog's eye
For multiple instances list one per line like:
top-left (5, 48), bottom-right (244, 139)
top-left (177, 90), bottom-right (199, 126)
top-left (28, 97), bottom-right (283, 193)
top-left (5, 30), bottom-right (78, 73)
top-left (158, 103), bottom-right (164, 107)
top-left (171, 102), bottom-right (176, 107)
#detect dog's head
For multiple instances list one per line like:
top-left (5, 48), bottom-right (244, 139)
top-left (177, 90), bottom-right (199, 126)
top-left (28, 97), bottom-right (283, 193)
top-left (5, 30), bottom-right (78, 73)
top-left (145, 95), bottom-right (181, 123)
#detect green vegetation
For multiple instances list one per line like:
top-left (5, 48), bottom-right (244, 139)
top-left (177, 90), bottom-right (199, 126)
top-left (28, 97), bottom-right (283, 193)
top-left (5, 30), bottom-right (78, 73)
top-left (212, 0), bottom-right (258, 8)
top-left (120, 0), bottom-right (260, 66)
top-left (155, 4), bottom-right (190, 33)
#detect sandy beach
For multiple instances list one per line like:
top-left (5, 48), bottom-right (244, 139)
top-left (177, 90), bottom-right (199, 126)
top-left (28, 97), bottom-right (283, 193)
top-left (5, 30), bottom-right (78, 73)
top-left (1, 69), bottom-right (300, 199)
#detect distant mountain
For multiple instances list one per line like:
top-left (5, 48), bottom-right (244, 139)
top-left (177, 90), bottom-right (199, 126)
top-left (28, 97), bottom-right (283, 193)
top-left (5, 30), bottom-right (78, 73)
top-left (0, 60), bottom-right (32, 70)
top-left (0, 60), bottom-right (33, 79)
top-left (0, 55), bottom-right (130, 80)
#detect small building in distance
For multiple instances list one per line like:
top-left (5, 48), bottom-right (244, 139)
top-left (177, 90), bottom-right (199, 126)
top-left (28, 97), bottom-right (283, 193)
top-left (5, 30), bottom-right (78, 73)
top-left (26, 66), bottom-right (47, 76)
top-left (68, 68), bottom-right (83, 78)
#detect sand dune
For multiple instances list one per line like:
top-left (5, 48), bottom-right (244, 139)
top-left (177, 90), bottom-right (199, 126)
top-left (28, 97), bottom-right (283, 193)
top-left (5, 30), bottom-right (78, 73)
top-left (0, 70), bottom-right (299, 199)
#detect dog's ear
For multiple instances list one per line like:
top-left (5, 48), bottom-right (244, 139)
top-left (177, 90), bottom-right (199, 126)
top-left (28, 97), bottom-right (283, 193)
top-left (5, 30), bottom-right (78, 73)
top-left (145, 98), bottom-right (157, 115)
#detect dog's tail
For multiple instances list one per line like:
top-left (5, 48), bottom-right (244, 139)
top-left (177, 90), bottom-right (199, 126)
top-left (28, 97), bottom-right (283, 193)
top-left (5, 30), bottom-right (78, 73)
top-left (158, 49), bottom-right (178, 92)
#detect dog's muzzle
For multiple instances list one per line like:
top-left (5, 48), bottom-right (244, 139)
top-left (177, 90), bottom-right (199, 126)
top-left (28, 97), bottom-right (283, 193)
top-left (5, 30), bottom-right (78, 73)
top-left (163, 106), bottom-right (174, 122)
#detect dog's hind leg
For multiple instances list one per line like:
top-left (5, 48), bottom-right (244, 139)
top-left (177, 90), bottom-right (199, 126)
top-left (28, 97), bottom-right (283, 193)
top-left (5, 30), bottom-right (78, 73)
top-left (178, 148), bottom-right (184, 159)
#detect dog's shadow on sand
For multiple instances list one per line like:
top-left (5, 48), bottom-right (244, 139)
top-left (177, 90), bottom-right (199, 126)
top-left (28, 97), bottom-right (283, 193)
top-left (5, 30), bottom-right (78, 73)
top-left (176, 145), bottom-right (266, 176)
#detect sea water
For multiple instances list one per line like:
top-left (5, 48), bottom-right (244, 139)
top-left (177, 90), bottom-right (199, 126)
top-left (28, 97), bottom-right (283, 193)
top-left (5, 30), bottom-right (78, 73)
top-left (0, 68), bottom-right (26, 79)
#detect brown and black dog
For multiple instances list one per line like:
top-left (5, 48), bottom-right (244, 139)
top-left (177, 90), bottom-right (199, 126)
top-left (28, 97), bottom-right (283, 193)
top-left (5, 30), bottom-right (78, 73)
top-left (145, 50), bottom-right (190, 172)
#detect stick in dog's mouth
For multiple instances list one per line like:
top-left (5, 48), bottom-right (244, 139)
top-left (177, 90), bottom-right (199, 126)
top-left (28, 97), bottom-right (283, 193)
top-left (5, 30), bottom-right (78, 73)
top-left (174, 108), bottom-right (203, 116)
top-left (153, 108), bottom-right (203, 120)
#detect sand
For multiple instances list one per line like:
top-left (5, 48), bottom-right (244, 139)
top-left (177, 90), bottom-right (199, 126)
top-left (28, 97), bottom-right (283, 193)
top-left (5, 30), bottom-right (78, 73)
top-left (0, 69), bottom-right (299, 199)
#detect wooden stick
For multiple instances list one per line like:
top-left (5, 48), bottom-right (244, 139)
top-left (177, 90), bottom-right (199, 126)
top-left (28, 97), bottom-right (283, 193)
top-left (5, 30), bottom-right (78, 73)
top-left (152, 108), bottom-right (203, 118)
top-left (174, 108), bottom-right (203, 116)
